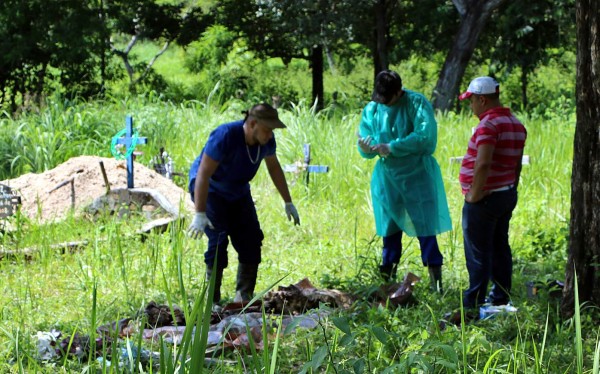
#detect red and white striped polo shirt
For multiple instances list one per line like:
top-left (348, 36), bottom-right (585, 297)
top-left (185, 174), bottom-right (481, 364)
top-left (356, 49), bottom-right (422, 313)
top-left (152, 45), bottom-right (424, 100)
top-left (459, 107), bottom-right (527, 194)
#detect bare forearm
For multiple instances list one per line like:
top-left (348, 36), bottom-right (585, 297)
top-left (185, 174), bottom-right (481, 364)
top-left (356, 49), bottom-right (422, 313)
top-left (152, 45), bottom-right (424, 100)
top-left (265, 155), bottom-right (292, 203)
top-left (468, 163), bottom-right (491, 202)
top-left (194, 175), bottom-right (209, 212)
top-left (269, 166), bottom-right (292, 203)
top-left (515, 162), bottom-right (523, 189)
top-left (194, 154), bottom-right (219, 212)
top-left (466, 144), bottom-right (494, 203)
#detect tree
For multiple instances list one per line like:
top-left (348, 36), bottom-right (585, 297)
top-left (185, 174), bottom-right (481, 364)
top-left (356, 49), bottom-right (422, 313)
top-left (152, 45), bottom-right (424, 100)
top-left (347, 0), bottom-right (457, 82)
top-left (0, 0), bottom-right (211, 110)
top-left (0, 0), bottom-right (104, 111)
top-left (105, 0), bottom-right (212, 91)
top-left (485, 0), bottom-right (575, 109)
top-left (432, 0), bottom-right (507, 111)
top-left (371, 0), bottom-right (397, 77)
top-left (560, 0), bottom-right (600, 319)
top-left (217, 0), bottom-right (359, 110)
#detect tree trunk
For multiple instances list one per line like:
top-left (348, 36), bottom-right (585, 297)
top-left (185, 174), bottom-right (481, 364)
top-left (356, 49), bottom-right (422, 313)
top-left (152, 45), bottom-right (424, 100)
top-left (373, 0), bottom-right (389, 79)
top-left (324, 45), bottom-right (336, 74)
top-left (311, 45), bottom-right (324, 111)
top-left (99, 0), bottom-right (107, 91)
top-left (11, 78), bottom-right (19, 113)
top-left (561, 0), bottom-right (600, 319)
top-left (35, 63), bottom-right (48, 102)
top-left (521, 67), bottom-right (528, 109)
top-left (432, 0), bottom-right (507, 111)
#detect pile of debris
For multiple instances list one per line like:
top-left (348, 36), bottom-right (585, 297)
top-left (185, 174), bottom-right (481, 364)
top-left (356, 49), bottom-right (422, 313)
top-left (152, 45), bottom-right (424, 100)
top-left (36, 276), bottom-right (420, 368)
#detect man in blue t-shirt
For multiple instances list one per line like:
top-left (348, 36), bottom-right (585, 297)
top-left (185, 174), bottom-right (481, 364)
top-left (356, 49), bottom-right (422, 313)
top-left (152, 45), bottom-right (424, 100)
top-left (187, 103), bottom-right (300, 305)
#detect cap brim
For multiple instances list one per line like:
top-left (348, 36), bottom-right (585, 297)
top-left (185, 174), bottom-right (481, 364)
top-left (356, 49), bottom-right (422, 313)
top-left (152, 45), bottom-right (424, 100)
top-left (259, 118), bottom-right (286, 129)
top-left (458, 91), bottom-right (473, 101)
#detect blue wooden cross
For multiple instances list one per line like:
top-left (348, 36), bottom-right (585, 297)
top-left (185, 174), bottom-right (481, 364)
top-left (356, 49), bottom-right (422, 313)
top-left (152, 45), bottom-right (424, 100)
top-left (116, 116), bottom-right (147, 188)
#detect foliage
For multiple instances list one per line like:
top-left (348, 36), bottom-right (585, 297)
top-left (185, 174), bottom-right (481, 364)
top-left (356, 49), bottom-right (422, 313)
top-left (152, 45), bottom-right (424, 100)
top-left (0, 3), bottom-right (589, 368)
top-left (0, 0), bottom-right (105, 110)
top-left (380, 0), bottom-right (460, 63)
top-left (481, 0), bottom-right (577, 109)
top-left (487, 0), bottom-right (575, 72)
top-left (0, 0), bottom-right (215, 112)
top-left (520, 223), bottom-right (569, 265)
top-left (184, 25), bottom-right (237, 74)
top-left (216, 0), bottom-right (357, 63)
top-left (0, 0), bottom-right (578, 116)
top-left (0, 98), bottom-right (112, 178)
top-left (0, 96), bottom-right (594, 372)
top-left (214, 0), bottom-right (372, 108)
top-left (106, 0), bottom-right (214, 91)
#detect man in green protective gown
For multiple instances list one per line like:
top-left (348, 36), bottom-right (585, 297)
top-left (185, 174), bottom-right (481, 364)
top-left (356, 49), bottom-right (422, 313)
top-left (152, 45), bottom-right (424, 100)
top-left (357, 70), bottom-right (452, 292)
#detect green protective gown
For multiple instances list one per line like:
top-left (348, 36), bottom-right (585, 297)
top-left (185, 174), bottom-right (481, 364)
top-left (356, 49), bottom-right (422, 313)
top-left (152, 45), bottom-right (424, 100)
top-left (358, 90), bottom-right (452, 237)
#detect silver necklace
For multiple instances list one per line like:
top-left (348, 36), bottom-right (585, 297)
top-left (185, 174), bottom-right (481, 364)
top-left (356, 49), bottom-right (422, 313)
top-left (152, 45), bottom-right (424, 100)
top-left (246, 144), bottom-right (260, 164)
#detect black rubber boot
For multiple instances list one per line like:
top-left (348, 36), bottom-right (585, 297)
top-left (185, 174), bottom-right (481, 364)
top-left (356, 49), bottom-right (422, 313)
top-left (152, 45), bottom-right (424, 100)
top-left (234, 263), bottom-right (259, 302)
top-left (379, 264), bottom-right (397, 282)
top-left (428, 265), bottom-right (443, 293)
top-left (206, 266), bottom-right (223, 304)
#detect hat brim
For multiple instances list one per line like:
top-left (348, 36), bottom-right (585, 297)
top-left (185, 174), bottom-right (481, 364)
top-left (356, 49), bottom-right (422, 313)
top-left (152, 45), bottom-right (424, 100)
top-left (458, 91), bottom-right (473, 101)
top-left (258, 118), bottom-right (286, 129)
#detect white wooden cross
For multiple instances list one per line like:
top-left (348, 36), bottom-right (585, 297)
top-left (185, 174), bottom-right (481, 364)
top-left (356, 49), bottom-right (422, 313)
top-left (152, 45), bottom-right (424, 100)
top-left (283, 144), bottom-right (329, 185)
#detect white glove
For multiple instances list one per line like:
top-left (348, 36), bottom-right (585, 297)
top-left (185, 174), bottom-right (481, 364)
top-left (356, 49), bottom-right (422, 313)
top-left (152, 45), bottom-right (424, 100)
top-left (285, 202), bottom-right (300, 225)
top-left (357, 134), bottom-right (374, 154)
top-left (187, 212), bottom-right (214, 239)
top-left (372, 143), bottom-right (391, 157)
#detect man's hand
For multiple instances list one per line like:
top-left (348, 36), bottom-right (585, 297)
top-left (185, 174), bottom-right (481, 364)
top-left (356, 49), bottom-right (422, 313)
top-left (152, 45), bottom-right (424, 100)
top-left (465, 190), bottom-right (489, 203)
top-left (357, 134), bottom-right (374, 154)
top-left (285, 203), bottom-right (300, 225)
top-left (187, 212), bottom-right (214, 239)
top-left (372, 143), bottom-right (391, 157)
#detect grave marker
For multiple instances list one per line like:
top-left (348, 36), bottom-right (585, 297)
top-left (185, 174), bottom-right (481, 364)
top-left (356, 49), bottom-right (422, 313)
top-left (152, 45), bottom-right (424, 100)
top-left (0, 184), bottom-right (21, 219)
top-left (111, 116), bottom-right (147, 188)
top-left (283, 144), bottom-right (329, 186)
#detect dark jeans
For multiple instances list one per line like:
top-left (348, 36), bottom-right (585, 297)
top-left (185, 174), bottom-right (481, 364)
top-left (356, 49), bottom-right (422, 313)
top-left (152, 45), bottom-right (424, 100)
top-left (462, 188), bottom-right (518, 308)
top-left (382, 231), bottom-right (443, 268)
top-left (203, 192), bottom-right (264, 270)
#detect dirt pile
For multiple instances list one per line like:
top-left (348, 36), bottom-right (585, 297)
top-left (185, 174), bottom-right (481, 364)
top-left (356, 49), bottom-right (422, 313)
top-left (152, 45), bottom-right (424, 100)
top-left (1, 155), bottom-right (194, 223)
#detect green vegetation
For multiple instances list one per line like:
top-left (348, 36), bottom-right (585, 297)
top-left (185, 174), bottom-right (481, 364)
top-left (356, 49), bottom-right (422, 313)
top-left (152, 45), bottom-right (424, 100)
top-left (1, 0), bottom-right (594, 371)
top-left (1, 91), bottom-right (596, 372)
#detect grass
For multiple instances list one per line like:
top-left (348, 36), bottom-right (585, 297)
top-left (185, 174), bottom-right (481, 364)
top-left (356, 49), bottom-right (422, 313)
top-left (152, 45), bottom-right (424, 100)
top-left (0, 96), bottom-right (596, 373)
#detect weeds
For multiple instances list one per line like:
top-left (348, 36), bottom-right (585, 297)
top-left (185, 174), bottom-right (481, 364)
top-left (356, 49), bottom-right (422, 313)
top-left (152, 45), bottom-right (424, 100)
top-left (0, 98), bottom-right (595, 373)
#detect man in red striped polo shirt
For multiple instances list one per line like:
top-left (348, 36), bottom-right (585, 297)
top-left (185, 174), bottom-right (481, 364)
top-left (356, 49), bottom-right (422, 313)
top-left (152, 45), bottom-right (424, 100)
top-left (454, 76), bottom-right (527, 322)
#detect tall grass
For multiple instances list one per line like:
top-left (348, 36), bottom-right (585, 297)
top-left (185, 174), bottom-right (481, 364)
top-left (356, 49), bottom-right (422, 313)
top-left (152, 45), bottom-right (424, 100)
top-left (0, 97), bottom-right (596, 373)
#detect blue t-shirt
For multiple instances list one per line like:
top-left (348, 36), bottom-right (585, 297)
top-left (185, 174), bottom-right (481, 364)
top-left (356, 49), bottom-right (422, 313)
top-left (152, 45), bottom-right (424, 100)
top-left (188, 120), bottom-right (276, 201)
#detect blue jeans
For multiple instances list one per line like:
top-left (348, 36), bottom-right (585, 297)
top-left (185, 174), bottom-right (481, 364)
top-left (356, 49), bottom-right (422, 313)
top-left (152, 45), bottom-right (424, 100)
top-left (462, 188), bottom-right (518, 308)
top-left (203, 192), bottom-right (264, 270)
top-left (382, 231), bottom-right (443, 268)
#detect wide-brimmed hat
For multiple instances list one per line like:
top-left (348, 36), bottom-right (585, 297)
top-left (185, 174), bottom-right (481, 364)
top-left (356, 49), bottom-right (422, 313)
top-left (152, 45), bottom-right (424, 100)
top-left (458, 77), bottom-right (500, 100)
top-left (249, 103), bottom-right (286, 129)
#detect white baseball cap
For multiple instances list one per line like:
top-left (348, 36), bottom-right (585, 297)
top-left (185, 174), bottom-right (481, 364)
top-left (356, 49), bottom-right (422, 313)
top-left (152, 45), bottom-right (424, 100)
top-left (458, 77), bottom-right (500, 100)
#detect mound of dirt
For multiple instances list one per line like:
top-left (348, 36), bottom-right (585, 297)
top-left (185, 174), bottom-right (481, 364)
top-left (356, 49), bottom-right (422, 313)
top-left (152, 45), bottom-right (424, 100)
top-left (0, 156), bottom-right (194, 223)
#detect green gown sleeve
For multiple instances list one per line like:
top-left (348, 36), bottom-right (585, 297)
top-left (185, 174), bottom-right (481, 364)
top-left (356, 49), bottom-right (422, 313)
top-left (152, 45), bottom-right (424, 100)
top-left (357, 103), bottom-right (378, 159)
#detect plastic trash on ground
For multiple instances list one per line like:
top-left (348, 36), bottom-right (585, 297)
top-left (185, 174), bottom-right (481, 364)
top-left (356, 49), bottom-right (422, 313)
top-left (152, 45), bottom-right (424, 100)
top-left (479, 304), bottom-right (518, 320)
top-left (36, 330), bottom-right (61, 361)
